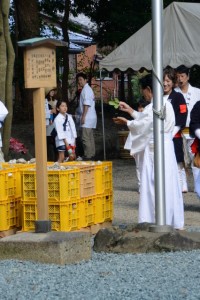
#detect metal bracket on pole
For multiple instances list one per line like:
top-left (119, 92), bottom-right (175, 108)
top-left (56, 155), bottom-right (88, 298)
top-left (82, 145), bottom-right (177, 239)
top-left (152, 104), bottom-right (166, 120)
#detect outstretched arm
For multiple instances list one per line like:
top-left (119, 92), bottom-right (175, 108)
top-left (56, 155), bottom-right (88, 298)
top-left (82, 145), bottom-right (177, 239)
top-left (118, 101), bottom-right (134, 116)
top-left (113, 117), bottom-right (128, 125)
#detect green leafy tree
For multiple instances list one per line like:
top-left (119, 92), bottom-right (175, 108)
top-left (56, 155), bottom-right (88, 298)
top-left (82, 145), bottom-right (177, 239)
top-left (40, 0), bottom-right (71, 102)
top-left (12, 0), bottom-right (40, 121)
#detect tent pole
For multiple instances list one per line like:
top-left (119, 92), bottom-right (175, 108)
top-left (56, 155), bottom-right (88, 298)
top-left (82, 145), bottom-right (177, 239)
top-left (150, 0), bottom-right (172, 233)
top-left (100, 69), bottom-right (106, 160)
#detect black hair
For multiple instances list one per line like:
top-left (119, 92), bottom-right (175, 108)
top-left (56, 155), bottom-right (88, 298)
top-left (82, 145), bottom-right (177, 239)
top-left (176, 65), bottom-right (190, 76)
top-left (137, 98), bottom-right (149, 108)
top-left (76, 72), bottom-right (87, 81)
top-left (56, 100), bottom-right (67, 110)
top-left (139, 74), bottom-right (153, 92)
top-left (163, 67), bottom-right (176, 85)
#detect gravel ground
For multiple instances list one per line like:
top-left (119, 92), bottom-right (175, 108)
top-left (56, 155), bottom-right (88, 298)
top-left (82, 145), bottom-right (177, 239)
top-left (1, 159), bottom-right (200, 300)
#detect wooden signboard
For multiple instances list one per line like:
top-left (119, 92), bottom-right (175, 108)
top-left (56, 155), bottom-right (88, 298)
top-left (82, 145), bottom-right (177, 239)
top-left (24, 46), bottom-right (56, 88)
top-left (18, 37), bottom-right (68, 232)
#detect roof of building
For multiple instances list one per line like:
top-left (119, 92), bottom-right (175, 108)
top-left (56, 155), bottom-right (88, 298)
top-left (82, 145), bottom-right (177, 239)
top-left (41, 24), bottom-right (93, 53)
top-left (17, 37), bottom-right (68, 47)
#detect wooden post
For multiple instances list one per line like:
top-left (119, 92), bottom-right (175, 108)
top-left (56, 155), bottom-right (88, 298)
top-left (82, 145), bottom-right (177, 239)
top-left (18, 38), bottom-right (68, 232)
top-left (33, 87), bottom-right (49, 220)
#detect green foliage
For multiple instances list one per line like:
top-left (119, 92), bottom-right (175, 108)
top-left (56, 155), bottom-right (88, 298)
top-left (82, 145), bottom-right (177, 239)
top-left (131, 71), bottom-right (148, 102)
top-left (108, 98), bottom-right (120, 109)
top-left (74, 0), bottom-right (152, 46)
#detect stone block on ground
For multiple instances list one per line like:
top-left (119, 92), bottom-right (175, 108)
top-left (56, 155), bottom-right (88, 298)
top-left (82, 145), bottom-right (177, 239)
top-left (0, 231), bottom-right (91, 265)
top-left (93, 224), bottom-right (200, 254)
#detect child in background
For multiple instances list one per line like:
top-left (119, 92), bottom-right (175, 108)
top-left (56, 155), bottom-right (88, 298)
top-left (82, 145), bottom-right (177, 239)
top-left (54, 100), bottom-right (77, 163)
top-left (45, 88), bottom-right (57, 161)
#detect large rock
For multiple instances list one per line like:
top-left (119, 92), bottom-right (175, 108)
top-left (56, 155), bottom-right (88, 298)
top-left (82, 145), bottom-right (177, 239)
top-left (93, 224), bottom-right (200, 254)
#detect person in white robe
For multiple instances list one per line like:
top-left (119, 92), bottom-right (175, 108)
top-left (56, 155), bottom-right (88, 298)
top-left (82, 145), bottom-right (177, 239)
top-left (113, 74), bottom-right (184, 230)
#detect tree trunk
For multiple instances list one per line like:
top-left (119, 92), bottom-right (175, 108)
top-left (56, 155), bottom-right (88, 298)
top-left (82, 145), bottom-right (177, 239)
top-left (0, 2), bottom-right (7, 100)
top-left (14, 0), bottom-right (40, 120)
top-left (0, 0), bottom-right (15, 160)
top-left (61, 0), bottom-right (70, 103)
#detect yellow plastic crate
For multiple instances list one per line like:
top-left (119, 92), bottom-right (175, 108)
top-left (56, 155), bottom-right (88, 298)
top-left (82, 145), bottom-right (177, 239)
top-left (61, 162), bottom-right (95, 198)
top-left (95, 162), bottom-right (113, 194)
top-left (0, 169), bottom-right (19, 200)
top-left (0, 197), bottom-right (21, 231)
top-left (22, 200), bottom-right (81, 232)
top-left (79, 165), bottom-right (95, 198)
top-left (94, 192), bottom-right (113, 224)
top-left (64, 161), bottom-right (112, 195)
top-left (21, 168), bottom-right (80, 202)
top-left (79, 196), bottom-right (96, 228)
top-left (1, 163), bottom-right (34, 198)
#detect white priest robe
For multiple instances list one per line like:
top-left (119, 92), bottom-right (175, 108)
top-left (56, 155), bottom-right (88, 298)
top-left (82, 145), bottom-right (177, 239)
top-left (126, 99), bottom-right (184, 229)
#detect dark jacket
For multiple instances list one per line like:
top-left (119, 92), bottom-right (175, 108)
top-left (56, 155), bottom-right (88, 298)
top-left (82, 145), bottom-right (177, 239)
top-left (190, 101), bottom-right (200, 137)
top-left (167, 89), bottom-right (188, 163)
top-left (190, 100), bottom-right (200, 153)
top-left (167, 89), bottom-right (187, 129)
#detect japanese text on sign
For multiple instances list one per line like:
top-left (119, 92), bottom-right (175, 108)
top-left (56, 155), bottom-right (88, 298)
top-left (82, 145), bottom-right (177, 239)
top-left (27, 51), bottom-right (55, 80)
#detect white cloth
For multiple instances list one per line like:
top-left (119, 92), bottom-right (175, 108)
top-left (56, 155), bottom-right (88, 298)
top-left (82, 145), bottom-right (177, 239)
top-left (195, 129), bottom-right (200, 139)
top-left (178, 163), bottom-right (188, 192)
top-left (126, 100), bottom-right (175, 155)
top-left (124, 132), bottom-right (144, 192)
top-left (195, 171), bottom-right (200, 198)
top-left (0, 101), bottom-right (8, 125)
top-left (0, 101), bottom-right (8, 148)
top-left (126, 103), bottom-right (153, 155)
top-left (172, 126), bottom-right (181, 137)
top-left (45, 99), bottom-right (51, 126)
top-left (54, 113), bottom-right (77, 148)
top-left (127, 98), bottom-right (184, 229)
top-left (139, 133), bottom-right (184, 229)
top-left (77, 83), bottom-right (97, 129)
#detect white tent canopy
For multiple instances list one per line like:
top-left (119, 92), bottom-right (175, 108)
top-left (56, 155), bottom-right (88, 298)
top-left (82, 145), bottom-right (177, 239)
top-left (100, 2), bottom-right (200, 71)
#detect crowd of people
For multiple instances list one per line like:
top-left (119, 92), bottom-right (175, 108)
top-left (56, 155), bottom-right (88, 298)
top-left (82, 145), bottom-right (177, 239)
top-left (41, 67), bottom-right (200, 229)
top-left (1, 67), bottom-right (200, 230)
top-left (113, 66), bottom-right (200, 230)
top-left (44, 72), bottom-right (97, 163)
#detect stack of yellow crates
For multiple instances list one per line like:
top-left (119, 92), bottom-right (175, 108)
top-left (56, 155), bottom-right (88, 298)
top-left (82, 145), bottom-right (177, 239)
top-left (0, 161), bottom-right (113, 232)
top-left (0, 164), bottom-right (23, 231)
top-left (64, 161), bottom-right (113, 227)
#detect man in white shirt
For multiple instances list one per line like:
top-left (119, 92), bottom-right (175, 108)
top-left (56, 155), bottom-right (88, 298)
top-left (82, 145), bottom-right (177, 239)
top-left (76, 72), bottom-right (97, 160)
top-left (175, 65), bottom-right (200, 189)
